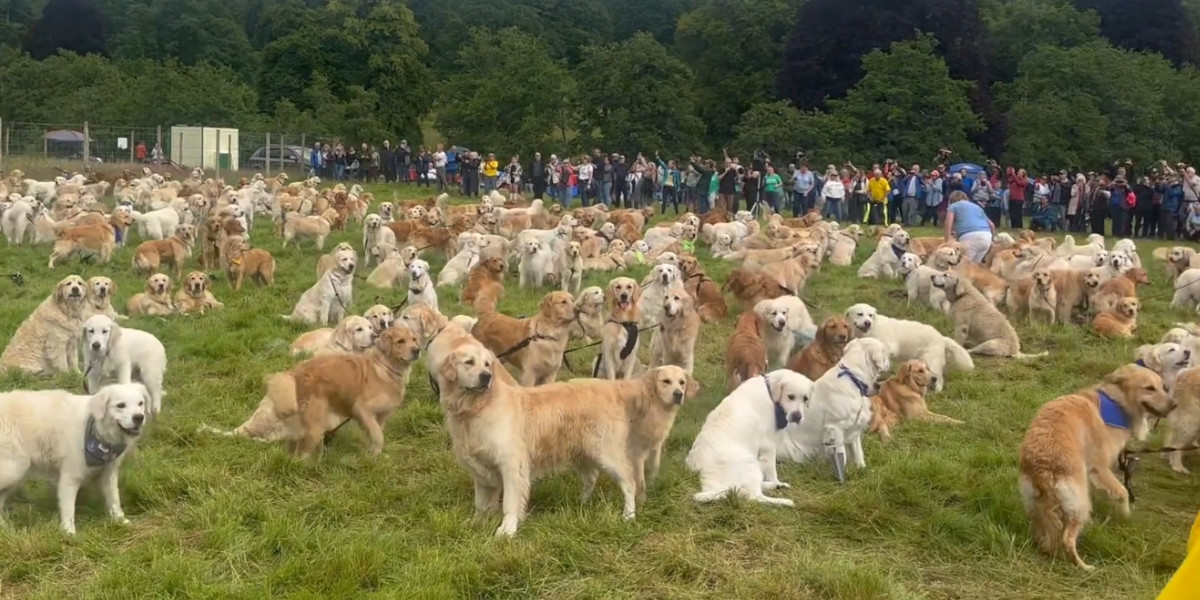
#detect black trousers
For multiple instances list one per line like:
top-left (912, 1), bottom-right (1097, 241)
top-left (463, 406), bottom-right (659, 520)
top-left (1009, 201), bottom-right (1023, 229)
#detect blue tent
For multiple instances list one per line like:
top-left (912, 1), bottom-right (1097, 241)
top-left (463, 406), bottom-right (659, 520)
top-left (948, 163), bottom-right (985, 176)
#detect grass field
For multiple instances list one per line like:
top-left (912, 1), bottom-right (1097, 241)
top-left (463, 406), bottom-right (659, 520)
top-left (1, 182), bottom-right (1198, 599)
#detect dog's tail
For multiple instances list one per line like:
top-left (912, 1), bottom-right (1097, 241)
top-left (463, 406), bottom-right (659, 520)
top-left (1152, 246), bottom-right (1171, 261)
top-left (1013, 350), bottom-right (1050, 360)
top-left (267, 372), bottom-right (299, 419)
top-left (131, 252), bottom-right (152, 274)
top-left (942, 337), bottom-right (975, 372)
top-left (473, 294), bottom-right (497, 314)
top-left (196, 423), bottom-right (239, 437)
top-left (1019, 473), bottom-right (1066, 555)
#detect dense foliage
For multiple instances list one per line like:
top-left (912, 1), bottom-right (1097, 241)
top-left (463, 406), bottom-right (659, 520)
top-left (3, 0), bottom-right (1200, 166)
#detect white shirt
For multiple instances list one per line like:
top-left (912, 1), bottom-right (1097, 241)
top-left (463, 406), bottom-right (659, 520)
top-left (578, 163), bottom-right (593, 180)
top-left (433, 151), bottom-right (447, 168)
top-left (822, 179), bottom-right (846, 200)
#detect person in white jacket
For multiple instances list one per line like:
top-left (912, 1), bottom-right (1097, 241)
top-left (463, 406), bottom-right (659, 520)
top-left (821, 167), bottom-right (847, 221)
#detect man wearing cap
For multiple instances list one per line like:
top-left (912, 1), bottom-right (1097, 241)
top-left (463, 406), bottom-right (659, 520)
top-left (900, 164), bottom-right (925, 227)
top-left (922, 169), bottom-right (944, 226)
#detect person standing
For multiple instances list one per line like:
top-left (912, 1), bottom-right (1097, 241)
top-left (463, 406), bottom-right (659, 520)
top-left (1006, 166), bottom-right (1027, 229)
top-left (922, 170), bottom-right (943, 226)
top-left (397, 140), bottom-right (412, 183)
top-left (506, 155), bottom-right (523, 198)
top-left (1134, 175), bottom-right (1157, 238)
top-left (460, 151), bottom-right (480, 198)
top-left (601, 156), bottom-right (614, 206)
top-left (577, 156), bottom-right (594, 207)
top-left (864, 169), bottom-right (890, 225)
top-left (900, 164), bottom-right (924, 227)
top-left (1162, 173), bottom-right (1183, 240)
top-left (380, 141), bottom-right (395, 183)
top-left (820, 166), bottom-right (845, 221)
top-left (691, 157), bottom-right (713, 214)
top-left (556, 158), bottom-right (573, 207)
top-left (742, 165), bottom-right (760, 214)
top-left (135, 141), bottom-right (147, 163)
top-left (848, 167), bottom-right (867, 223)
top-left (613, 155), bottom-right (629, 208)
top-left (975, 175), bottom-right (999, 225)
top-left (659, 154), bottom-right (681, 214)
top-left (482, 152), bottom-right (499, 193)
top-left (1068, 173), bottom-right (1087, 232)
top-left (529, 152), bottom-right (547, 200)
top-left (944, 192), bottom-right (996, 264)
top-left (150, 142), bottom-right (163, 164)
top-left (792, 164), bottom-right (815, 215)
top-left (433, 144), bottom-right (448, 192)
top-left (1089, 174), bottom-right (1111, 236)
top-left (718, 160), bottom-right (739, 213)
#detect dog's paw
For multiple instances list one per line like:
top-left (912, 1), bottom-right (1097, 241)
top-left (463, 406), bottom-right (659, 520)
top-left (494, 520), bottom-right (519, 537)
top-left (113, 516), bottom-right (131, 526)
top-left (762, 481), bottom-right (790, 490)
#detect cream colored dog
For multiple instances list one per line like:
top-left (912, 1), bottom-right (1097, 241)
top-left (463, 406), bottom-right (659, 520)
top-left (285, 247), bottom-right (356, 326)
top-left (1, 275), bottom-right (88, 373)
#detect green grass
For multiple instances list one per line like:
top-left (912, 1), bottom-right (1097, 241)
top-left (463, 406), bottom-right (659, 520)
top-left (1, 183), bottom-right (1197, 599)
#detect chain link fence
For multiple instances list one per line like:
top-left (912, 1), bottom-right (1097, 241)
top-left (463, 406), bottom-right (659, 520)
top-left (0, 120), bottom-right (339, 179)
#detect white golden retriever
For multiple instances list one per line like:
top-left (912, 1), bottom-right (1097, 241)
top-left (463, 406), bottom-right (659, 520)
top-left (0, 383), bottom-right (149, 534)
top-left (776, 339), bottom-right (891, 480)
top-left (81, 315), bottom-right (168, 415)
top-left (754, 296), bottom-right (816, 368)
top-left (639, 263), bottom-right (684, 328)
top-left (857, 229), bottom-right (910, 279)
top-left (285, 248), bottom-right (356, 326)
top-left (686, 369), bottom-right (812, 505)
top-left (844, 303), bottom-right (973, 392)
top-left (407, 258), bottom-right (438, 311)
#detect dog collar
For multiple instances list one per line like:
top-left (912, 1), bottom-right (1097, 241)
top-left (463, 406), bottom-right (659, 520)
top-left (838, 366), bottom-right (870, 397)
top-left (1135, 358), bottom-right (1145, 367)
top-left (681, 240), bottom-right (695, 253)
top-left (231, 257), bottom-right (243, 265)
top-left (84, 416), bottom-right (128, 467)
top-left (634, 250), bottom-right (646, 264)
top-left (891, 244), bottom-right (906, 260)
top-left (1099, 390), bottom-right (1130, 430)
top-left (763, 374), bottom-right (789, 430)
top-left (114, 228), bottom-right (123, 244)
top-left (607, 320), bottom-right (640, 359)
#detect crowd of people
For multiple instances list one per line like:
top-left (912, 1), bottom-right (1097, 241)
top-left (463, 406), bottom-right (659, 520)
top-left (306, 140), bottom-right (1200, 241)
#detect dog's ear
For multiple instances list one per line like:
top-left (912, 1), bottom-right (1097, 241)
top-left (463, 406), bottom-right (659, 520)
top-left (631, 283), bottom-right (642, 304)
top-left (539, 293), bottom-right (554, 316)
top-left (108, 279), bottom-right (117, 296)
top-left (88, 387), bottom-right (110, 420)
top-left (108, 321), bottom-right (123, 349)
top-left (55, 279), bottom-right (70, 304)
top-left (145, 278), bottom-right (155, 294)
top-left (897, 361), bottom-right (912, 385)
top-left (753, 312), bottom-right (765, 337)
top-left (332, 318), bottom-right (353, 350)
top-left (872, 344), bottom-right (891, 375)
top-left (203, 275), bottom-right (212, 291)
top-left (686, 375), bottom-right (700, 398)
top-left (439, 351), bottom-right (460, 383)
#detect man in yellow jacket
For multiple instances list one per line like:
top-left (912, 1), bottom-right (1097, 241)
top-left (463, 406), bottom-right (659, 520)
top-left (1158, 508), bottom-right (1200, 599)
top-left (864, 169), bottom-right (891, 226)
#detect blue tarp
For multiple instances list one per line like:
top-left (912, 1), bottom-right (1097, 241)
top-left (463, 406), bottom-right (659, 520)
top-left (948, 163), bottom-right (985, 176)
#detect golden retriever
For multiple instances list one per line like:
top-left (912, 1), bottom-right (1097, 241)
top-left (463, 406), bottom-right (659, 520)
top-left (0, 275), bottom-right (88, 373)
top-left (1019, 364), bottom-right (1174, 569)
top-left (461, 256), bottom-right (506, 312)
top-left (599, 277), bottom-right (641, 380)
top-left (867, 359), bottom-right (962, 441)
top-left (290, 315), bottom-right (378, 356)
top-left (175, 271), bottom-right (224, 314)
top-left (1092, 297), bottom-right (1140, 339)
top-left (225, 240), bottom-right (276, 291)
top-left (679, 254), bottom-right (727, 323)
top-left (132, 224), bottom-right (196, 279)
top-left (430, 329), bottom-right (697, 536)
top-left (472, 291), bottom-right (576, 386)
top-left (725, 310), bottom-right (768, 392)
top-left (48, 212), bottom-right (130, 268)
top-left (787, 315), bottom-right (851, 381)
top-left (280, 326), bottom-right (422, 457)
top-left (127, 273), bottom-right (175, 316)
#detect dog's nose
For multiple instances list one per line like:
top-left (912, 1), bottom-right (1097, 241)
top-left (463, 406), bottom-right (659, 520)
top-left (931, 376), bottom-right (939, 386)
top-left (478, 371), bottom-right (493, 386)
top-left (132, 414), bottom-right (145, 425)
top-left (788, 411), bottom-right (803, 424)
top-left (91, 341), bottom-right (101, 350)
top-left (672, 390), bottom-right (684, 404)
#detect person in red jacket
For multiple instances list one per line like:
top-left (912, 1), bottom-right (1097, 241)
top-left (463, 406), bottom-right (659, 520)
top-left (134, 141), bottom-right (147, 163)
top-left (1006, 166), bottom-right (1027, 229)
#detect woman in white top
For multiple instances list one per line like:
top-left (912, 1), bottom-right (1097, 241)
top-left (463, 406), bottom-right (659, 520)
top-left (821, 168), bottom-right (846, 221)
top-left (1068, 174), bottom-right (1087, 231)
top-left (577, 159), bottom-right (594, 207)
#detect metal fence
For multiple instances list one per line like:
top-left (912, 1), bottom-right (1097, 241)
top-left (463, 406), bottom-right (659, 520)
top-left (0, 120), bottom-right (340, 179)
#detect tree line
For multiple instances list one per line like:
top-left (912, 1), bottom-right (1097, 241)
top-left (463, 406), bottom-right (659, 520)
top-left (2, 0), bottom-right (1200, 172)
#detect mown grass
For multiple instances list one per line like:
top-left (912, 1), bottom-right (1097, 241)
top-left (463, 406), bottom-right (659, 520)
top-left (1, 183), bottom-right (1197, 599)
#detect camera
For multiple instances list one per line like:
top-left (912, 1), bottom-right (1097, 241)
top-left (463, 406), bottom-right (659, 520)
top-left (794, 149), bottom-right (808, 163)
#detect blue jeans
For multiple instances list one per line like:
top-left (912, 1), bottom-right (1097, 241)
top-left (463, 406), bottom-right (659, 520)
top-left (823, 198), bottom-right (844, 221)
top-left (766, 191), bottom-right (781, 214)
top-left (484, 176), bottom-right (497, 192)
top-left (602, 181), bottom-right (613, 206)
top-left (334, 164), bottom-right (346, 180)
top-left (579, 180), bottom-right (592, 206)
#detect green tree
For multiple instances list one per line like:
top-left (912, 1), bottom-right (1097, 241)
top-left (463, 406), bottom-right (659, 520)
top-left (575, 33), bottom-right (703, 156)
top-left (434, 28), bottom-right (575, 157)
top-left (1000, 42), bottom-right (1180, 171)
top-left (257, 0), bottom-right (432, 140)
top-left (24, 0), bottom-right (109, 59)
top-left (984, 0), bottom-right (1101, 81)
top-left (675, 0), bottom-right (797, 143)
top-left (0, 0), bottom-right (36, 49)
top-left (100, 0), bottom-right (256, 79)
top-left (730, 100), bottom-right (854, 167)
top-left (827, 36), bottom-right (982, 164)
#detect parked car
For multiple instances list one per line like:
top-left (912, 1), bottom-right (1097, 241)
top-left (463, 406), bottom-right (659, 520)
top-left (248, 145), bottom-right (311, 169)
